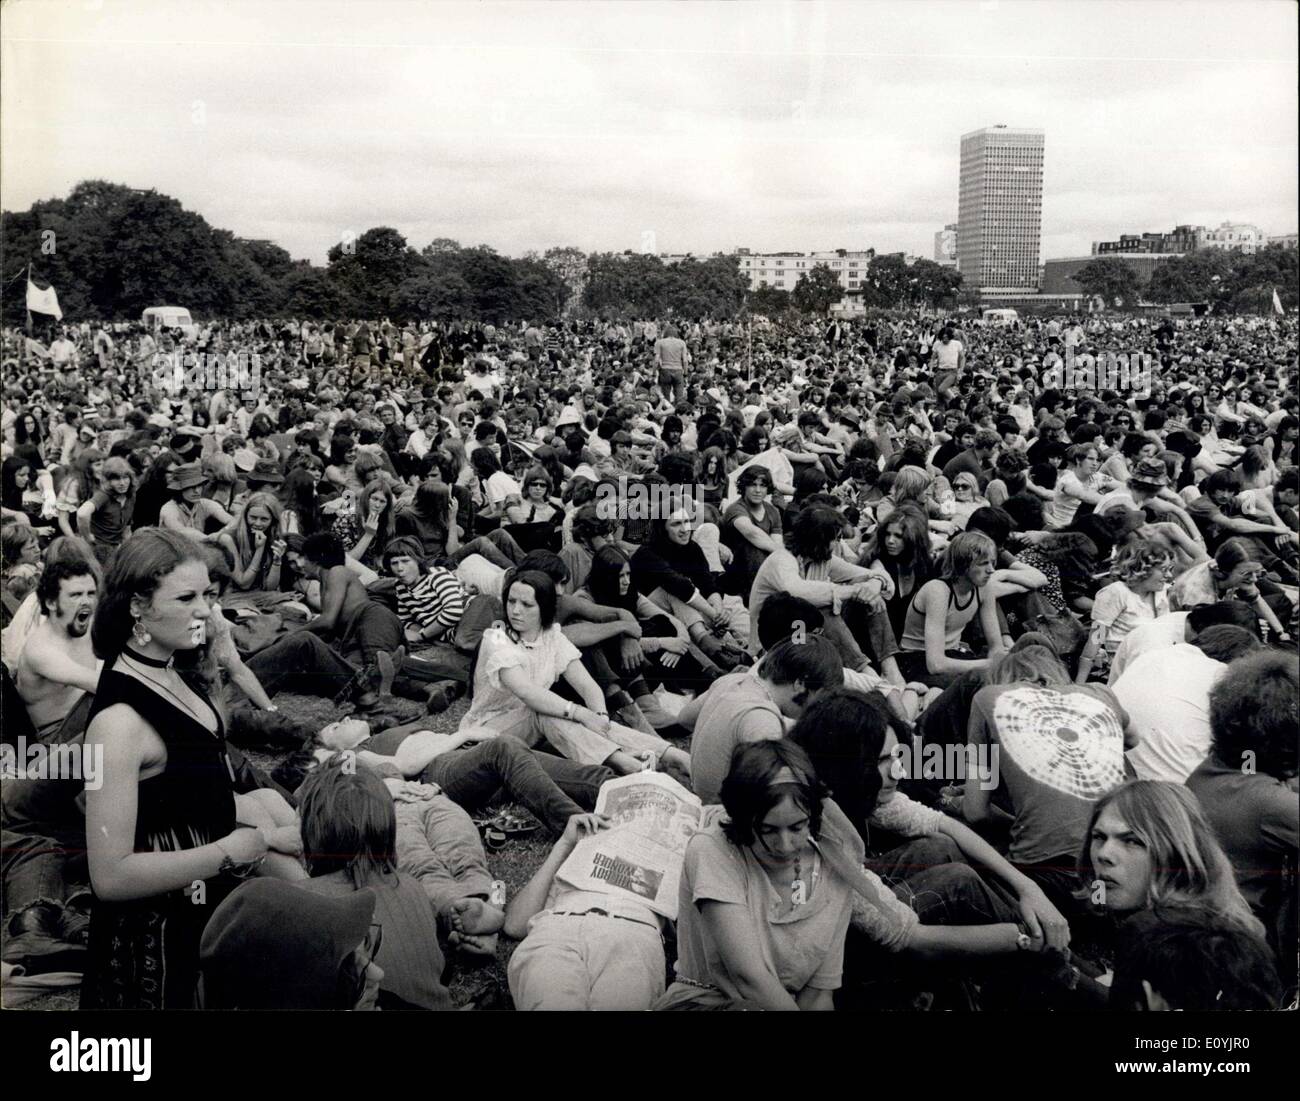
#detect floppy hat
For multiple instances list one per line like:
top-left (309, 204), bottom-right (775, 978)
top-left (165, 462), bottom-right (206, 491)
top-left (1127, 458), bottom-right (1169, 489)
top-left (247, 458), bottom-right (284, 485)
top-left (232, 448), bottom-right (259, 473)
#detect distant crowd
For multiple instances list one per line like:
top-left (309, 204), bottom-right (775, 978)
top-left (1, 306), bottom-right (1295, 1011)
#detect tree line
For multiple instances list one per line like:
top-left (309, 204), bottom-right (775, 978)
top-left (1071, 247), bottom-right (1298, 312)
top-left (4, 180), bottom-right (965, 324)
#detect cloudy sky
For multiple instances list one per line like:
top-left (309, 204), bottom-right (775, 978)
top-left (3, 0), bottom-right (1296, 265)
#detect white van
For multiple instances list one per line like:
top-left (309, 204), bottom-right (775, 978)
top-left (141, 306), bottom-right (198, 338)
top-left (981, 308), bottom-right (1019, 326)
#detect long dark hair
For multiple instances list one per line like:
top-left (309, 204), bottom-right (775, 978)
top-left (281, 468), bottom-right (322, 535)
top-left (788, 687), bottom-right (895, 837)
top-left (1, 455), bottom-right (30, 510)
top-left (587, 544), bottom-right (636, 612)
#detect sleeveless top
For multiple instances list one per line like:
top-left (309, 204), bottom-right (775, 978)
top-left (87, 665), bottom-right (236, 854)
top-left (899, 580), bottom-right (982, 653)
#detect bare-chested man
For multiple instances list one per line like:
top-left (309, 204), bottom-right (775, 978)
top-left (16, 561), bottom-right (101, 739)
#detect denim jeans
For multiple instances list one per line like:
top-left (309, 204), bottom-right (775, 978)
top-left (394, 795), bottom-right (493, 915)
top-left (360, 727), bottom-right (613, 834)
top-left (242, 630), bottom-right (358, 701)
top-left (453, 529), bottom-right (524, 570)
top-left (867, 835), bottom-right (1021, 926)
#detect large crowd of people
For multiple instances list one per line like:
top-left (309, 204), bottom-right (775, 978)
top-left (1, 306), bottom-right (1296, 1011)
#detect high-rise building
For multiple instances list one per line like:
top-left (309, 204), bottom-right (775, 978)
top-left (934, 224), bottom-right (957, 266)
top-left (957, 125), bottom-right (1044, 293)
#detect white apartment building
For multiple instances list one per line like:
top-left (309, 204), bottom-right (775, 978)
top-left (1201, 222), bottom-right (1265, 255)
top-left (732, 248), bottom-right (875, 292)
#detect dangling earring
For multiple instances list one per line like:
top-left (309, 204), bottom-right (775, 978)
top-left (132, 617), bottom-right (152, 647)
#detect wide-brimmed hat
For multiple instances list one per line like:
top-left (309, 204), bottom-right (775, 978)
top-left (165, 462), bottom-right (205, 491)
top-left (171, 426), bottom-right (203, 455)
top-left (1128, 457), bottom-right (1169, 489)
top-left (246, 458), bottom-right (284, 485)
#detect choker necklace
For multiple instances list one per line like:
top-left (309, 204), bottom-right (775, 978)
top-left (123, 645), bottom-right (174, 670)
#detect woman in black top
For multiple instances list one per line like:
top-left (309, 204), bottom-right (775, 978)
top-left (863, 502), bottom-right (934, 640)
top-left (81, 529), bottom-right (267, 1009)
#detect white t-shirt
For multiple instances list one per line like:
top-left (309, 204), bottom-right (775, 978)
top-left (484, 471), bottom-right (522, 508)
top-left (932, 340), bottom-right (963, 371)
top-left (1107, 612), bottom-right (1189, 684)
top-left (1115, 643), bottom-right (1225, 784)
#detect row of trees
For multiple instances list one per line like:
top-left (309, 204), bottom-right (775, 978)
top-left (1071, 246), bottom-right (1298, 312)
top-left (4, 180), bottom-right (970, 324)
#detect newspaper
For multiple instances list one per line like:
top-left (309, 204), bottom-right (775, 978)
top-left (555, 771), bottom-right (702, 921)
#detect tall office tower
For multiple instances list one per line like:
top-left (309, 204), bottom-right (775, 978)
top-left (957, 125), bottom-right (1044, 292)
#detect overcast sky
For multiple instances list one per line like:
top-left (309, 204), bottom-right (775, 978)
top-left (3, 0), bottom-right (1296, 266)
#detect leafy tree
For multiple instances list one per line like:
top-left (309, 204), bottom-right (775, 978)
top-left (791, 263), bottom-right (844, 315)
top-left (746, 285), bottom-right (794, 316)
top-left (542, 246), bottom-right (588, 315)
top-left (860, 254), bottom-right (909, 308)
top-left (1145, 250), bottom-right (1232, 305)
top-left (1070, 257), bottom-right (1143, 307)
top-left (907, 259), bottom-right (963, 308)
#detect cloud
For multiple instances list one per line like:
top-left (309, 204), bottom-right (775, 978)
top-left (3, 0), bottom-right (1295, 266)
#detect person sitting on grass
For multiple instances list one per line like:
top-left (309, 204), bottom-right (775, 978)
top-left (295, 530), bottom-right (413, 713)
top-left (295, 756), bottom-right (456, 1008)
top-left (505, 810), bottom-right (669, 1011)
top-left (456, 568), bottom-right (692, 781)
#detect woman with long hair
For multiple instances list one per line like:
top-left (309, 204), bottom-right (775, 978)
top-left (201, 453), bottom-right (239, 521)
top-left (129, 449), bottom-right (183, 529)
top-left (216, 491), bottom-right (287, 593)
top-left (865, 503), bottom-right (934, 640)
top-left (697, 445), bottom-right (728, 510)
top-left (785, 688), bottom-right (1073, 1005)
top-left (56, 448), bottom-right (105, 540)
top-left (81, 529), bottom-right (268, 1008)
top-left (653, 735), bottom-right (1066, 1012)
top-left (1, 454), bottom-right (50, 532)
top-left (14, 408), bottom-right (46, 456)
top-left (280, 466), bottom-right (322, 537)
top-left (504, 466), bottom-right (562, 552)
top-left (584, 543), bottom-right (711, 707)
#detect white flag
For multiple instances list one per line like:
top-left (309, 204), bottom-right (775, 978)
top-left (26, 278), bottom-right (63, 321)
top-left (1273, 288), bottom-right (1284, 316)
